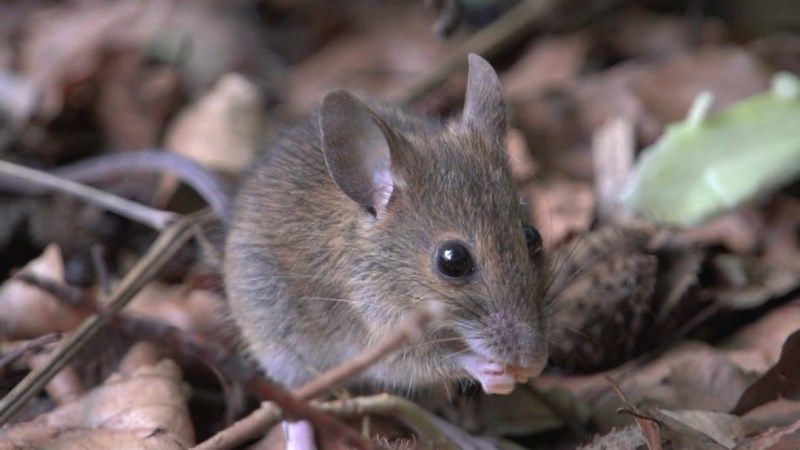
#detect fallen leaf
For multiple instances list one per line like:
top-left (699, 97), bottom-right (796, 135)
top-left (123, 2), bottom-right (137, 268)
top-left (19, 0), bottom-right (167, 118)
top-left (732, 330), bottom-right (800, 415)
top-left (738, 418), bottom-right (800, 450)
top-left (125, 282), bottom-right (225, 334)
top-left (0, 244), bottom-right (85, 339)
top-left (744, 399), bottom-right (800, 429)
top-left (606, 376), bottom-right (662, 450)
top-left (164, 72), bottom-right (264, 174)
top-left (633, 46), bottom-right (769, 126)
top-left (286, 4), bottom-right (462, 113)
top-left (478, 385), bottom-right (591, 436)
top-left (526, 179), bottom-right (594, 248)
top-left (503, 33), bottom-right (589, 98)
top-left (0, 358), bottom-right (194, 449)
top-left (648, 408), bottom-right (749, 449)
top-left (506, 127), bottom-right (538, 181)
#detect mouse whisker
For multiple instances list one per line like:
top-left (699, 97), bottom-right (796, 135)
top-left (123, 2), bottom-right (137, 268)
top-left (300, 296), bottom-right (356, 304)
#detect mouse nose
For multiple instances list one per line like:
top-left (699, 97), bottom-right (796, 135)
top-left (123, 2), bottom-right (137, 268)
top-left (481, 310), bottom-right (549, 372)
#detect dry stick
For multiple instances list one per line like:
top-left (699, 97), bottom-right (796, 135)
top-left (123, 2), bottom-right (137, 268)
top-left (193, 308), bottom-right (436, 450)
top-left (13, 272), bottom-right (85, 307)
top-left (606, 376), bottom-right (662, 450)
top-left (0, 333), bottom-right (63, 374)
top-left (401, 0), bottom-right (560, 103)
top-left (249, 379), bottom-right (372, 450)
top-left (0, 159), bottom-right (177, 230)
top-left (0, 209), bottom-right (214, 426)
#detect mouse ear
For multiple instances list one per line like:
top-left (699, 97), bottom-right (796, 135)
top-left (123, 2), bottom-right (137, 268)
top-left (462, 54), bottom-right (507, 140)
top-left (320, 90), bottom-right (397, 216)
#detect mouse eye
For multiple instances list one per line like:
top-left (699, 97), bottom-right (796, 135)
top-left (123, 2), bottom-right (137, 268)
top-left (434, 240), bottom-right (475, 280)
top-left (523, 224), bottom-right (543, 258)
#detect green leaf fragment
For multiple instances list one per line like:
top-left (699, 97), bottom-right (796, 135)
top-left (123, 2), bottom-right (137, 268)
top-left (622, 72), bottom-right (800, 226)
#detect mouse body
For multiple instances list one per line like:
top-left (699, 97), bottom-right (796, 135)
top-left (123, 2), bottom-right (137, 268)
top-left (224, 55), bottom-right (551, 398)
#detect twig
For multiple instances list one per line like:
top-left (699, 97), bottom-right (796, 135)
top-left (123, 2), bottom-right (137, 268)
top-left (90, 244), bottom-right (111, 297)
top-left (592, 118), bottom-right (636, 224)
top-left (402, 0), bottom-right (560, 103)
top-left (606, 376), bottom-right (662, 450)
top-left (0, 158), bottom-right (178, 230)
top-left (0, 209), bottom-right (214, 426)
top-left (251, 379), bottom-right (372, 450)
top-left (0, 333), bottom-right (62, 375)
top-left (13, 272), bottom-right (85, 307)
top-left (294, 308), bottom-right (434, 399)
top-left (193, 307), bottom-right (438, 450)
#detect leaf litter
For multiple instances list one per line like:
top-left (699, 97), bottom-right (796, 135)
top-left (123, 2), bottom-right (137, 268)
top-left (2, 1), bottom-right (800, 449)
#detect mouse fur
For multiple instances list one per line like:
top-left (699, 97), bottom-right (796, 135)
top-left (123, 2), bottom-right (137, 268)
top-left (224, 55), bottom-right (551, 395)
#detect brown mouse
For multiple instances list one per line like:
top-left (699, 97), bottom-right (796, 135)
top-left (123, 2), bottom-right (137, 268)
top-left (224, 54), bottom-right (551, 448)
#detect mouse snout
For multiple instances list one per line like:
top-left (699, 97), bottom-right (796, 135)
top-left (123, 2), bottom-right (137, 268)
top-left (456, 310), bottom-right (548, 394)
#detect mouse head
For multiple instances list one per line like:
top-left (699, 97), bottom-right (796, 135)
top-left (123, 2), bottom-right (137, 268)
top-left (319, 54), bottom-right (550, 394)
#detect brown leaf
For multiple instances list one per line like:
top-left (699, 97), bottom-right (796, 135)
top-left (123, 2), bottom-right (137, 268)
top-left (738, 418), bottom-right (800, 450)
top-left (506, 128), bottom-right (538, 182)
top-left (648, 408), bottom-right (749, 449)
top-left (19, 0), bottom-right (166, 118)
top-left (591, 118), bottom-right (635, 224)
top-left (502, 33), bottom-right (589, 99)
top-left (478, 385), bottom-right (591, 436)
top-left (0, 245), bottom-right (85, 339)
top-left (164, 73), bottom-right (264, 175)
top-left (633, 46), bottom-right (769, 126)
top-left (526, 179), bottom-right (594, 248)
top-left (0, 359), bottom-right (194, 449)
top-left (733, 330), bottom-right (800, 415)
top-left (125, 282), bottom-right (225, 334)
top-left (606, 376), bottom-right (662, 450)
top-left (286, 4), bottom-right (463, 113)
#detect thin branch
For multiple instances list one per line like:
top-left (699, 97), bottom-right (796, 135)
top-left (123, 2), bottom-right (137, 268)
top-left (294, 308), bottom-right (434, 400)
top-left (193, 307), bottom-right (438, 450)
top-left (13, 272), bottom-right (85, 307)
top-left (0, 333), bottom-right (63, 375)
top-left (606, 376), bottom-right (663, 450)
top-left (250, 379), bottom-right (372, 450)
top-left (0, 209), bottom-right (214, 426)
top-left (90, 244), bottom-right (111, 297)
top-left (0, 158), bottom-right (178, 230)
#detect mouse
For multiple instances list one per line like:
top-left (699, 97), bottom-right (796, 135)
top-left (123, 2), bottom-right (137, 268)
top-left (225, 54), bottom-right (551, 448)
top-left (1, 54), bottom-right (552, 449)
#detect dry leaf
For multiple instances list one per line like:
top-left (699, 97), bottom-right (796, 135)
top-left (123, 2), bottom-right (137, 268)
top-left (478, 385), bottom-right (591, 436)
top-left (648, 408), bottom-right (749, 449)
top-left (738, 418), bottom-right (800, 450)
top-left (506, 128), bottom-right (538, 181)
top-left (526, 179), bottom-right (594, 248)
top-left (633, 46), bottom-right (769, 126)
top-left (0, 359), bottom-right (194, 449)
top-left (0, 244), bottom-right (85, 339)
top-left (125, 282), bottom-right (225, 334)
top-left (286, 4), bottom-right (462, 112)
top-left (19, 0), bottom-right (168, 118)
top-left (164, 73), bottom-right (264, 174)
top-left (503, 33), bottom-right (589, 98)
top-left (732, 330), bottom-right (800, 415)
